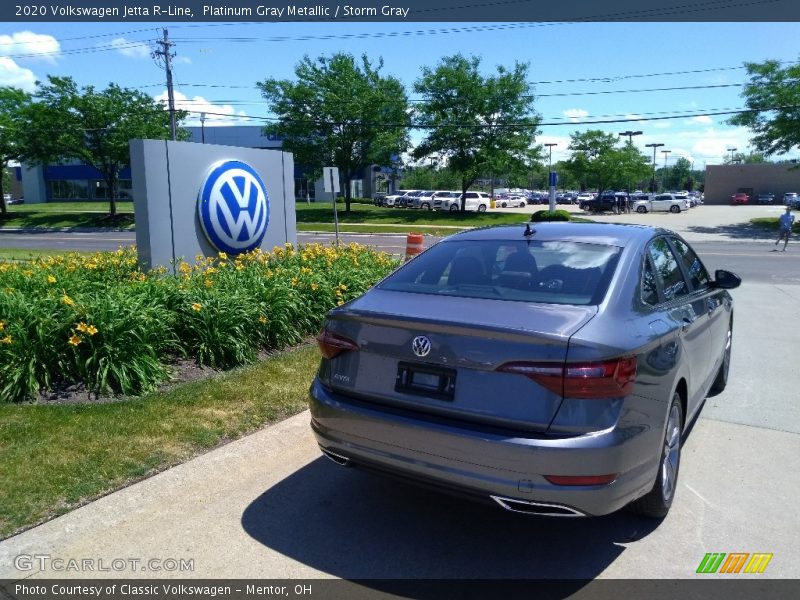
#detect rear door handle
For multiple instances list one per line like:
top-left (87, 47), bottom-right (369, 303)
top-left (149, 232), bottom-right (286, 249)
top-left (681, 317), bottom-right (693, 332)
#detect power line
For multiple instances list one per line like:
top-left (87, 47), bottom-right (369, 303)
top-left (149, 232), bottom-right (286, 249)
top-left (176, 103), bottom-right (796, 128)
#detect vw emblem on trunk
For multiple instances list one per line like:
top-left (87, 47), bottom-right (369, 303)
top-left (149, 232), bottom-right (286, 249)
top-left (412, 336), bottom-right (431, 357)
top-left (198, 160), bottom-right (270, 255)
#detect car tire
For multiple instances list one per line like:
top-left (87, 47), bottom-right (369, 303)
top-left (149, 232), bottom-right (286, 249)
top-left (670, 205), bottom-right (681, 214)
top-left (478, 204), bottom-right (487, 212)
top-left (500, 202), bottom-right (507, 208)
top-left (421, 203), bottom-right (430, 211)
top-left (628, 392), bottom-right (683, 519)
top-left (710, 321), bottom-right (732, 394)
top-left (519, 201), bottom-right (526, 208)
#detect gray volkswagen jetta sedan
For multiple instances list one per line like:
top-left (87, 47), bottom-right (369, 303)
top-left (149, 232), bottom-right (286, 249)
top-left (309, 223), bottom-right (740, 518)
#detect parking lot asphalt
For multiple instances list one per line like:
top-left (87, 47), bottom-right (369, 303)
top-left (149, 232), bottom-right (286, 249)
top-left (492, 202), bottom-right (791, 243)
top-left (1, 279), bottom-right (798, 580)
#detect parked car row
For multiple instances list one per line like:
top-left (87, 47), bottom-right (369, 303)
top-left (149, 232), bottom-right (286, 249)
top-left (376, 190), bottom-right (491, 212)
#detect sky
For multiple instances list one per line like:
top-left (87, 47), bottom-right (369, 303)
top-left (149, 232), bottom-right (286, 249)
top-left (1, 20), bottom-right (799, 168)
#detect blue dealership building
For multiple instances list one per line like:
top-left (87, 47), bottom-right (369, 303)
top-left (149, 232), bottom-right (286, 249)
top-left (14, 125), bottom-right (394, 204)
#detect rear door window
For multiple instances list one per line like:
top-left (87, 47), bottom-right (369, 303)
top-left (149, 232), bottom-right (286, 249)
top-left (647, 237), bottom-right (689, 301)
top-left (670, 237), bottom-right (710, 290)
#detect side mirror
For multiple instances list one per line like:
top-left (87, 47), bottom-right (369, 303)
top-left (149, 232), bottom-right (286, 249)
top-left (711, 269), bottom-right (741, 290)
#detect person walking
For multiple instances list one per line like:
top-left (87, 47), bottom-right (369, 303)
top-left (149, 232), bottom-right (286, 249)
top-left (775, 206), bottom-right (795, 251)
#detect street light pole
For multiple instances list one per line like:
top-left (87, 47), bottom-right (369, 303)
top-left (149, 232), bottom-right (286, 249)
top-left (661, 150), bottom-right (672, 191)
top-left (545, 143), bottom-right (557, 212)
top-left (727, 147), bottom-right (738, 163)
top-left (619, 130), bottom-right (643, 145)
top-left (645, 143), bottom-right (664, 193)
top-left (619, 131), bottom-right (642, 195)
top-left (200, 112), bottom-right (206, 144)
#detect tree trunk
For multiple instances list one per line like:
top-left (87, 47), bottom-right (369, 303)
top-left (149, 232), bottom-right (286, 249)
top-left (342, 170), bottom-right (351, 214)
top-left (0, 162), bottom-right (7, 214)
top-left (105, 171), bottom-right (118, 217)
top-left (461, 180), bottom-right (468, 212)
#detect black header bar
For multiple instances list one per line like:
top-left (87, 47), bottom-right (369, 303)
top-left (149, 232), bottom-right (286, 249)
top-left (3, 0), bottom-right (800, 23)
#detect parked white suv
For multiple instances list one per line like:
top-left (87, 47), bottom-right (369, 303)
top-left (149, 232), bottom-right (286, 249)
top-left (383, 190), bottom-right (414, 207)
top-left (407, 190), bottom-right (439, 210)
top-left (634, 193), bottom-right (689, 214)
top-left (436, 191), bottom-right (490, 212)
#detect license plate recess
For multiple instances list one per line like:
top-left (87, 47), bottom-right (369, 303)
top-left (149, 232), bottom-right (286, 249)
top-left (395, 362), bottom-right (456, 401)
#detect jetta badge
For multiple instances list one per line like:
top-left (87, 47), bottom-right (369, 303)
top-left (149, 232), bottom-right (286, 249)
top-left (412, 336), bottom-right (431, 357)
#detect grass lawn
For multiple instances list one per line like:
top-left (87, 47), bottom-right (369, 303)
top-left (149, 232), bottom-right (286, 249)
top-left (0, 248), bottom-right (95, 261)
top-left (296, 202), bottom-right (533, 228)
top-left (0, 201), bottom-right (134, 230)
top-left (0, 344), bottom-right (320, 539)
top-left (297, 222), bottom-right (474, 236)
top-left (750, 217), bottom-right (800, 233)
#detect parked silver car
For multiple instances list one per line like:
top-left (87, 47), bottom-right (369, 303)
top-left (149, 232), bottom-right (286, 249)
top-left (310, 223), bottom-right (740, 518)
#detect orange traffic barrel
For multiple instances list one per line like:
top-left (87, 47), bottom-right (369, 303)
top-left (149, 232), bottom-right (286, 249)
top-left (405, 233), bottom-right (424, 261)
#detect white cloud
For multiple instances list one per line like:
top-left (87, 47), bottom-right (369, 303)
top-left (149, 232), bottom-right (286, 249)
top-left (563, 108), bottom-right (589, 122)
top-left (652, 122), bottom-right (671, 129)
top-left (0, 31), bottom-right (60, 63)
top-left (154, 90), bottom-right (248, 125)
top-left (688, 115), bottom-right (713, 125)
top-left (174, 56), bottom-right (192, 65)
top-left (110, 38), bottom-right (150, 59)
top-left (0, 57), bottom-right (37, 91)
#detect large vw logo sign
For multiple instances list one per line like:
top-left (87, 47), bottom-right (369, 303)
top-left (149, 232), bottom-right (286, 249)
top-left (412, 336), bottom-right (432, 358)
top-left (197, 160), bottom-right (270, 255)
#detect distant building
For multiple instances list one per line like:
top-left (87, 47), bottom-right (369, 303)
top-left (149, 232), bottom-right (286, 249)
top-left (15, 125), bottom-right (393, 203)
top-left (704, 163), bottom-right (800, 204)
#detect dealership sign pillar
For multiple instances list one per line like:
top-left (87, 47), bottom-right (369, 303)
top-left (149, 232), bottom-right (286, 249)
top-left (130, 139), bottom-right (296, 271)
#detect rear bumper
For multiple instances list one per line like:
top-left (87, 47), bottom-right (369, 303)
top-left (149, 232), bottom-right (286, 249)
top-left (309, 379), bottom-right (662, 517)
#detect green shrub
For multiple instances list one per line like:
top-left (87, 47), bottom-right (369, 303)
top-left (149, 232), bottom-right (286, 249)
top-left (0, 245), bottom-right (399, 402)
top-left (531, 209), bottom-right (571, 222)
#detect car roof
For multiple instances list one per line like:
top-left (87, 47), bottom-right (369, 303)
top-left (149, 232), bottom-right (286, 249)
top-left (445, 222), bottom-right (666, 246)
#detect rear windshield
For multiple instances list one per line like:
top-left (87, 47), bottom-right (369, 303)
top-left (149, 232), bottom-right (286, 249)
top-left (379, 239), bottom-right (622, 305)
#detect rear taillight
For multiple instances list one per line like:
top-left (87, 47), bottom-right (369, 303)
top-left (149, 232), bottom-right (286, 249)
top-left (496, 356), bottom-right (637, 399)
top-left (316, 328), bottom-right (359, 359)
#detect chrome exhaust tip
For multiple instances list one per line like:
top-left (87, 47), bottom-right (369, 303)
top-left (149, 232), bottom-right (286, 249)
top-left (491, 495), bottom-right (586, 517)
top-left (320, 447), bottom-right (351, 467)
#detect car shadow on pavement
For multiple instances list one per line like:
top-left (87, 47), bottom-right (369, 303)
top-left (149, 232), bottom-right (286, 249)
top-left (241, 458), bottom-right (661, 584)
top-left (684, 223), bottom-right (776, 240)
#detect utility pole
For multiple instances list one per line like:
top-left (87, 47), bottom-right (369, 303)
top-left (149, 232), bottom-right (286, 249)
top-left (153, 29), bottom-right (177, 141)
top-left (645, 143), bottom-right (664, 193)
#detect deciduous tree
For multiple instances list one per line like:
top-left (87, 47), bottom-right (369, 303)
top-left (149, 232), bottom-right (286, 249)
top-left (0, 87), bottom-right (31, 214)
top-left (728, 59), bottom-right (800, 156)
top-left (19, 76), bottom-right (181, 216)
top-left (259, 53), bottom-right (410, 213)
top-left (413, 54), bottom-right (539, 210)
